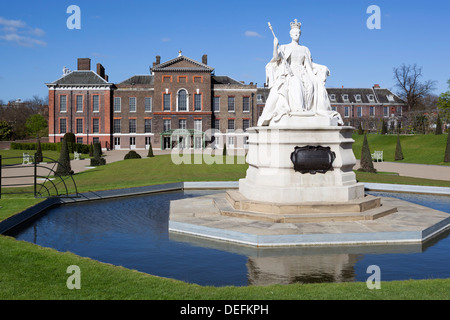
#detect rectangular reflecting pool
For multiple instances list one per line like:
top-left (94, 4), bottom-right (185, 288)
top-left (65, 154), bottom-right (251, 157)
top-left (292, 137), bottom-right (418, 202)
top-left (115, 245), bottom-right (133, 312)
top-left (6, 190), bottom-right (450, 286)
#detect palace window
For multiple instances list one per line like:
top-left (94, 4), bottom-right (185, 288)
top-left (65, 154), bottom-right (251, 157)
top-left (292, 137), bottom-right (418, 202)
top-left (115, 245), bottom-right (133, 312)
top-left (60, 95), bottom-right (67, 112)
top-left (228, 119), bottom-right (235, 132)
top-left (145, 97), bottom-right (152, 112)
top-left (179, 119), bottom-right (187, 129)
top-left (93, 95), bottom-right (99, 112)
top-left (92, 118), bottom-right (99, 133)
top-left (194, 119), bottom-right (202, 132)
top-left (177, 89), bottom-right (187, 111)
top-left (129, 97), bottom-right (136, 112)
top-left (76, 119), bottom-right (83, 134)
top-left (163, 94), bottom-right (171, 111)
top-left (113, 119), bottom-right (121, 133)
top-left (163, 119), bottom-right (171, 131)
top-left (144, 119), bottom-right (152, 133)
top-left (243, 97), bottom-right (250, 112)
top-left (129, 119), bottom-right (136, 133)
top-left (114, 97), bottom-right (121, 112)
top-left (194, 94), bottom-right (202, 111)
top-left (60, 118), bottom-right (67, 134)
top-left (228, 97), bottom-right (235, 112)
top-left (213, 96), bottom-right (220, 112)
top-left (76, 96), bottom-right (83, 112)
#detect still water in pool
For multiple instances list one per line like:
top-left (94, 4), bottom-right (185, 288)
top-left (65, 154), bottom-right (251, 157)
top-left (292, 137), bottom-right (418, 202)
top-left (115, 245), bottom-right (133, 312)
top-left (8, 190), bottom-right (450, 286)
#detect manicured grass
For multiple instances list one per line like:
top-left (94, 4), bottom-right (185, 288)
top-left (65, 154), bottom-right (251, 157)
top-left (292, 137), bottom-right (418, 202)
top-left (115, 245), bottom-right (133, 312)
top-left (0, 149), bottom-right (88, 165)
top-left (1, 150), bottom-right (449, 300)
top-left (352, 133), bottom-right (450, 165)
top-left (0, 235), bottom-right (448, 300)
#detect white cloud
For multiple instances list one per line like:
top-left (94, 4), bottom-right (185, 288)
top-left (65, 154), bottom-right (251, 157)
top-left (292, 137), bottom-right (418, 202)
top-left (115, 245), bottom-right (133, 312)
top-left (0, 16), bottom-right (46, 47)
top-left (161, 37), bottom-right (170, 42)
top-left (0, 17), bottom-right (26, 28)
top-left (245, 30), bottom-right (263, 38)
top-left (0, 33), bottom-right (46, 47)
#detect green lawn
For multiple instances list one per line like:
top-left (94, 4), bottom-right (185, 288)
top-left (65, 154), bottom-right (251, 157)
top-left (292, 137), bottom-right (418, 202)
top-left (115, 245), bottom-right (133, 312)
top-left (352, 133), bottom-right (449, 165)
top-left (1, 144), bottom-right (450, 300)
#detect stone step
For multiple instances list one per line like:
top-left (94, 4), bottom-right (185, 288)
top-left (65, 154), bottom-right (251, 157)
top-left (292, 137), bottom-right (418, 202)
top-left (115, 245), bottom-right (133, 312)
top-left (217, 203), bottom-right (398, 223)
top-left (225, 190), bottom-right (381, 215)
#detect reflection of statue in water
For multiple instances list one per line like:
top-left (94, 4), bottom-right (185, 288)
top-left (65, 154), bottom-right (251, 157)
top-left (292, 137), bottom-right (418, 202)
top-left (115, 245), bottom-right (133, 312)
top-left (258, 19), bottom-right (343, 126)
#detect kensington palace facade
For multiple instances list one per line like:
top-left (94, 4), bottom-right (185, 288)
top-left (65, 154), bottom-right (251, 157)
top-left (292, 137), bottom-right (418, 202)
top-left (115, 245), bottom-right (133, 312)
top-left (46, 55), bottom-right (406, 150)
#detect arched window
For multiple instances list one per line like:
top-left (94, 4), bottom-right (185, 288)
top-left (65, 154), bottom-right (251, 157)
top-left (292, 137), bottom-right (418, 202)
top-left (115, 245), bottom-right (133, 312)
top-left (178, 89), bottom-right (188, 111)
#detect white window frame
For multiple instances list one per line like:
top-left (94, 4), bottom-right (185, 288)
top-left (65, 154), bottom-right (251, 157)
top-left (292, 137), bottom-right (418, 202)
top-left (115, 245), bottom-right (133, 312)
top-left (114, 97), bottom-right (121, 112)
top-left (60, 95), bottom-right (67, 113)
top-left (145, 97), bottom-right (152, 112)
top-left (129, 97), bottom-right (136, 113)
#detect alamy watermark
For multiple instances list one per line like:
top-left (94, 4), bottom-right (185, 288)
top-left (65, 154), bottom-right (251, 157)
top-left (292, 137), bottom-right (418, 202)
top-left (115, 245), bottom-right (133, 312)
top-left (366, 265), bottom-right (381, 289)
top-left (366, 5), bottom-right (381, 30)
top-left (67, 5), bottom-right (81, 30)
top-left (66, 265), bottom-right (81, 289)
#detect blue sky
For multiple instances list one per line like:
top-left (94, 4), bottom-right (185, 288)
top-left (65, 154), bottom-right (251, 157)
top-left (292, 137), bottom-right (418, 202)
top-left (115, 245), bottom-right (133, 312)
top-left (0, 0), bottom-right (449, 102)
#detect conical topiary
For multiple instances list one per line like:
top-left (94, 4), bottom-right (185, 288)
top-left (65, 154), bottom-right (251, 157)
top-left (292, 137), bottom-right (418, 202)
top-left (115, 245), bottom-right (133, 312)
top-left (90, 142), bottom-right (106, 166)
top-left (222, 143), bottom-right (227, 156)
top-left (435, 114), bottom-right (442, 135)
top-left (147, 141), bottom-right (154, 157)
top-left (358, 133), bottom-right (376, 173)
top-left (395, 134), bottom-right (404, 161)
top-left (445, 133), bottom-right (450, 163)
top-left (55, 138), bottom-right (72, 176)
top-left (35, 138), bottom-right (43, 163)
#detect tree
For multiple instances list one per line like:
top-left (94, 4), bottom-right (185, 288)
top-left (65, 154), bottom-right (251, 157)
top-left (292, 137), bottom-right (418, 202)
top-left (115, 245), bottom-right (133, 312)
top-left (395, 134), bottom-right (404, 161)
top-left (435, 114), bottom-right (442, 135)
top-left (445, 133), bottom-right (450, 163)
top-left (0, 120), bottom-right (13, 140)
top-left (358, 133), bottom-right (376, 173)
top-left (438, 79), bottom-right (450, 126)
top-left (90, 143), bottom-right (106, 166)
top-left (25, 114), bottom-right (47, 137)
top-left (35, 137), bottom-right (43, 163)
top-left (393, 64), bottom-right (436, 112)
top-left (55, 138), bottom-right (72, 176)
top-left (381, 119), bottom-right (388, 135)
top-left (147, 141), bottom-right (154, 157)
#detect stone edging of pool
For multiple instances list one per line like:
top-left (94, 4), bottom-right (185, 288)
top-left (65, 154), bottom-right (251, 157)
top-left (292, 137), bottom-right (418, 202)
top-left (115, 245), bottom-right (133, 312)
top-left (1, 181), bottom-right (449, 248)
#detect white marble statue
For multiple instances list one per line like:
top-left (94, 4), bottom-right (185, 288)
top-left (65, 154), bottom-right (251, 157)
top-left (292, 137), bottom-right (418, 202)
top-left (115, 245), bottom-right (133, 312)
top-left (258, 19), bottom-right (343, 126)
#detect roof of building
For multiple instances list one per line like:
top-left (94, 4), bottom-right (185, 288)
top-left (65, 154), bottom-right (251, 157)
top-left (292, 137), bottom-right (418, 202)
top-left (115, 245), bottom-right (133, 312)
top-left (151, 55), bottom-right (214, 72)
top-left (48, 70), bottom-right (110, 86)
top-left (326, 87), bottom-right (404, 104)
top-left (118, 75), bottom-right (154, 85)
top-left (212, 76), bottom-right (247, 86)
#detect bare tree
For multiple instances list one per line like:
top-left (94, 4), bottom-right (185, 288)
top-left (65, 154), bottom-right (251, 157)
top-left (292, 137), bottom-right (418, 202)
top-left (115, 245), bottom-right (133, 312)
top-left (393, 64), bottom-right (436, 111)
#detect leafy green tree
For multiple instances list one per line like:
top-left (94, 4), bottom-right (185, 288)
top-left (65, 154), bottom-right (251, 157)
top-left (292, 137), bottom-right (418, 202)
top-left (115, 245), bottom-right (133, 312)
top-left (358, 134), bottom-right (376, 173)
top-left (0, 120), bottom-right (13, 140)
top-left (25, 114), bottom-right (48, 137)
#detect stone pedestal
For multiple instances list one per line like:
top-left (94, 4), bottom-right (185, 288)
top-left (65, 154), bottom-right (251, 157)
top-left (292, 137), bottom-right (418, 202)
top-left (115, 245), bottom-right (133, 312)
top-left (239, 125), bottom-right (365, 204)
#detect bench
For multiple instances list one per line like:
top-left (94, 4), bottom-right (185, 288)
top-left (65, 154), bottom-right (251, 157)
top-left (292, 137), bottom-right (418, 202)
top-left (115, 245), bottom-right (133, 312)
top-left (371, 150), bottom-right (383, 162)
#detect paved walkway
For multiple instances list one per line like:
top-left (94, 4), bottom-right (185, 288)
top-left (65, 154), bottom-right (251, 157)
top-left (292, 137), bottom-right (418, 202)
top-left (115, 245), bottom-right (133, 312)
top-left (354, 160), bottom-right (450, 181)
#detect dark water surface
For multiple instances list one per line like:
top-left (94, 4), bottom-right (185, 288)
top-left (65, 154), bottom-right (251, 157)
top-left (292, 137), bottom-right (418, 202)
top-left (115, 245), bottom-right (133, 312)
top-left (8, 190), bottom-right (450, 286)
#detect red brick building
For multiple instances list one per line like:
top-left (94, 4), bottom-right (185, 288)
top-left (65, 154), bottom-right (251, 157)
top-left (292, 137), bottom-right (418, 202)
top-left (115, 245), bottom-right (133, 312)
top-left (46, 56), bottom-right (406, 150)
top-left (46, 54), bottom-right (257, 150)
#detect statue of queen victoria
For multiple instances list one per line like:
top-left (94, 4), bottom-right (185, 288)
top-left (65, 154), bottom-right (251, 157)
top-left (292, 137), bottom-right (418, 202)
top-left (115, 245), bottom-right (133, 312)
top-left (258, 19), bottom-right (343, 126)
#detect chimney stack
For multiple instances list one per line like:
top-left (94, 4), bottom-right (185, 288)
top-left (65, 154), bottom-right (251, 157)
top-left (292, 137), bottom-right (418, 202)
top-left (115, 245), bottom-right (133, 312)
top-left (202, 54), bottom-right (207, 65)
top-left (156, 55), bottom-right (161, 65)
top-left (373, 84), bottom-right (380, 88)
top-left (77, 58), bottom-right (91, 71)
top-left (96, 63), bottom-right (105, 79)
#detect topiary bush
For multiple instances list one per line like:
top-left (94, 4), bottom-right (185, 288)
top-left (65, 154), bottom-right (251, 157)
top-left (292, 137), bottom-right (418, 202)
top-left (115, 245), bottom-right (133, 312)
top-left (55, 138), bottom-right (73, 176)
top-left (147, 142), bottom-right (154, 157)
top-left (395, 134), bottom-right (404, 161)
top-left (124, 150), bottom-right (142, 160)
top-left (90, 143), bottom-right (106, 166)
top-left (357, 133), bottom-right (376, 173)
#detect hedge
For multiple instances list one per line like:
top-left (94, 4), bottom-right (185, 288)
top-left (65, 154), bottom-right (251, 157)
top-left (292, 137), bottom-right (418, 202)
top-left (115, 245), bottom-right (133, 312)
top-left (10, 142), bottom-right (90, 154)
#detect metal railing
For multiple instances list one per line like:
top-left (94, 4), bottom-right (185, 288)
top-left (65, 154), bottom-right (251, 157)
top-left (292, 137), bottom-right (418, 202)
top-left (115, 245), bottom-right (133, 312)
top-left (0, 153), bottom-right (78, 199)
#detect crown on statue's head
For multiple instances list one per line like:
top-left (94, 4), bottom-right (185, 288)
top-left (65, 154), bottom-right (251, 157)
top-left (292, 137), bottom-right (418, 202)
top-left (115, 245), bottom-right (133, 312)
top-left (290, 19), bottom-right (301, 30)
